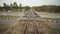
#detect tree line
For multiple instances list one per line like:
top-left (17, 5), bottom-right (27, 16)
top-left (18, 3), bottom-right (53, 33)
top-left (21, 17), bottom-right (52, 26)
top-left (0, 2), bottom-right (60, 13)
top-left (33, 5), bottom-right (60, 13)
top-left (0, 2), bottom-right (30, 12)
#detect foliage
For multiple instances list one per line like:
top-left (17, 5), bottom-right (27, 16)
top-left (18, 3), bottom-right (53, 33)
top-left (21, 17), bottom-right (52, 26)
top-left (0, 2), bottom-right (30, 12)
top-left (33, 5), bottom-right (60, 13)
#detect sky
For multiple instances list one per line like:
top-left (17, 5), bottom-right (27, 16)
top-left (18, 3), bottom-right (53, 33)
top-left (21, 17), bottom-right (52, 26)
top-left (0, 0), bottom-right (60, 7)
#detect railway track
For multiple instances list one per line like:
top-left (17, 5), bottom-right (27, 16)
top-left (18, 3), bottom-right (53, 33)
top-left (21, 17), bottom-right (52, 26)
top-left (3, 9), bottom-right (43, 34)
top-left (23, 9), bottom-right (43, 34)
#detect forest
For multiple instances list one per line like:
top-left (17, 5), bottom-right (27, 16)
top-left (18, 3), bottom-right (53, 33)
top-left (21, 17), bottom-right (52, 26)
top-left (0, 2), bottom-right (60, 13)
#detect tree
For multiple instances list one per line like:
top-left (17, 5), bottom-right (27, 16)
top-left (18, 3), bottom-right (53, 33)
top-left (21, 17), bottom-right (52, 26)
top-left (19, 3), bottom-right (22, 7)
top-left (55, 6), bottom-right (60, 13)
top-left (25, 6), bottom-right (30, 11)
top-left (11, 2), bottom-right (18, 12)
top-left (3, 3), bottom-right (7, 7)
top-left (13, 2), bottom-right (18, 7)
top-left (19, 3), bottom-right (22, 11)
top-left (0, 6), bottom-right (3, 11)
top-left (10, 3), bottom-right (13, 7)
top-left (3, 3), bottom-right (10, 11)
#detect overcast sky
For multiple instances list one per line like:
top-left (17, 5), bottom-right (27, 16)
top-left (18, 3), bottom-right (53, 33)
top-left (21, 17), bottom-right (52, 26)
top-left (0, 0), bottom-right (60, 7)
